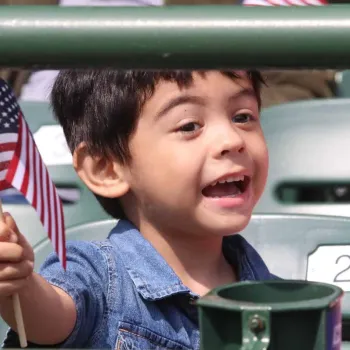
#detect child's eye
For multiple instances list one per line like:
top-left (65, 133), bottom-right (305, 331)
top-left (232, 113), bottom-right (254, 124)
top-left (178, 122), bottom-right (201, 133)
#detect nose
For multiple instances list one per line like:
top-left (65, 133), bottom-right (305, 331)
top-left (211, 125), bottom-right (245, 159)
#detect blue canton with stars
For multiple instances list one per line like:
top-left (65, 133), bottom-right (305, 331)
top-left (0, 80), bottom-right (20, 134)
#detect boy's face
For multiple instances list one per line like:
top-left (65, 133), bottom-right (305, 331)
top-left (123, 71), bottom-right (268, 237)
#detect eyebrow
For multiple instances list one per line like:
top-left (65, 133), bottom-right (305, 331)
top-left (155, 95), bottom-right (206, 121)
top-left (155, 88), bottom-right (258, 120)
top-left (228, 88), bottom-right (258, 103)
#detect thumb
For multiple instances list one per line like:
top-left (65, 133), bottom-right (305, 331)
top-left (3, 212), bottom-right (20, 243)
top-left (4, 213), bottom-right (33, 260)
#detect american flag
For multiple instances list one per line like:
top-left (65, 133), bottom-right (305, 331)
top-left (242, 0), bottom-right (327, 5)
top-left (0, 79), bottom-right (66, 268)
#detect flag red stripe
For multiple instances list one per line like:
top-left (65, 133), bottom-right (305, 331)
top-left (0, 161), bottom-right (11, 172)
top-left (0, 143), bottom-right (16, 153)
top-left (0, 180), bottom-right (10, 190)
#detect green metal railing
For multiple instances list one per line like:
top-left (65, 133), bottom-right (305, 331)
top-left (0, 5), bottom-right (350, 69)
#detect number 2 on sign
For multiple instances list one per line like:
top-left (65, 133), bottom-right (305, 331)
top-left (334, 255), bottom-right (350, 283)
top-left (307, 246), bottom-right (350, 291)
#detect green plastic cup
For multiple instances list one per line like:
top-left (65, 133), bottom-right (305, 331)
top-left (197, 280), bottom-right (343, 350)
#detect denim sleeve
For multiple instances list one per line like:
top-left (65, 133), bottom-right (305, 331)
top-left (38, 240), bottom-right (110, 347)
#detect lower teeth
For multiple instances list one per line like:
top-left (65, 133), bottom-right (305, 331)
top-left (213, 191), bottom-right (241, 198)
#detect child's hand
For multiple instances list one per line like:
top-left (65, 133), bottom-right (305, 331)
top-left (0, 213), bottom-right (34, 298)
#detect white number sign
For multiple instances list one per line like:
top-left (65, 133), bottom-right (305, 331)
top-left (307, 246), bottom-right (350, 292)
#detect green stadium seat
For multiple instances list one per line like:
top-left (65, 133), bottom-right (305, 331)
top-left (242, 213), bottom-right (350, 340)
top-left (337, 70), bottom-right (350, 97)
top-left (1, 101), bottom-right (109, 247)
top-left (255, 98), bottom-right (350, 218)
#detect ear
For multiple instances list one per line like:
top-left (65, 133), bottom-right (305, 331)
top-left (73, 142), bottom-right (129, 198)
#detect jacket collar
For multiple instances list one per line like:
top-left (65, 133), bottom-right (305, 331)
top-left (108, 220), bottom-right (273, 301)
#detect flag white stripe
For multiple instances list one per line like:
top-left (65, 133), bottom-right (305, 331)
top-left (306, 0), bottom-right (324, 4)
top-left (289, 0), bottom-right (308, 5)
top-left (0, 169), bottom-right (7, 181)
top-left (12, 119), bottom-right (27, 190)
top-left (271, 0), bottom-right (287, 5)
top-left (0, 150), bottom-right (14, 163)
top-left (0, 133), bottom-right (18, 144)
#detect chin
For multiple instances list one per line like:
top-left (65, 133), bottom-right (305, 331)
top-left (199, 212), bottom-right (252, 237)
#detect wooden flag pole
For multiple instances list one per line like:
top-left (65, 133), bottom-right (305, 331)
top-left (0, 200), bottom-right (27, 348)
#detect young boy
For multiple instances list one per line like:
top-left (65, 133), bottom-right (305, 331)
top-left (0, 70), bottom-right (276, 349)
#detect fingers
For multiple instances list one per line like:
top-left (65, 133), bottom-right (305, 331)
top-left (0, 243), bottom-right (25, 262)
top-left (0, 278), bottom-right (31, 298)
top-left (0, 214), bottom-right (18, 243)
top-left (0, 213), bottom-right (34, 261)
top-left (0, 214), bottom-right (35, 298)
top-left (4, 213), bottom-right (20, 236)
top-left (0, 261), bottom-right (34, 281)
top-left (12, 230), bottom-right (34, 261)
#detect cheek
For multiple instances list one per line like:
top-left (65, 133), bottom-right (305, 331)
top-left (129, 141), bottom-right (197, 195)
top-left (127, 126), bottom-right (203, 209)
top-left (251, 137), bottom-right (269, 199)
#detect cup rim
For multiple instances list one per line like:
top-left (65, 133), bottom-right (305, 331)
top-left (197, 280), bottom-right (344, 312)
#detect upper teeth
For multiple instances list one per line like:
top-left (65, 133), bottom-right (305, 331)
top-left (211, 175), bottom-right (245, 186)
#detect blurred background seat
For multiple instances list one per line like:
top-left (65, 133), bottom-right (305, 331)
top-left (255, 98), bottom-right (350, 218)
top-left (337, 70), bottom-right (350, 97)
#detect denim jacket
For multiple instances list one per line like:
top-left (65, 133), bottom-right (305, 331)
top-left (3, 219), bottom-right (277, 349)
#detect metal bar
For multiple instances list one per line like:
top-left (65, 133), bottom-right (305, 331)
top-left (0, 5), bottom-right (350, 69)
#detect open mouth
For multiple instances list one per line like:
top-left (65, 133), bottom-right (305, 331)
top-left (202, 175), bottom-right (251, 198)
